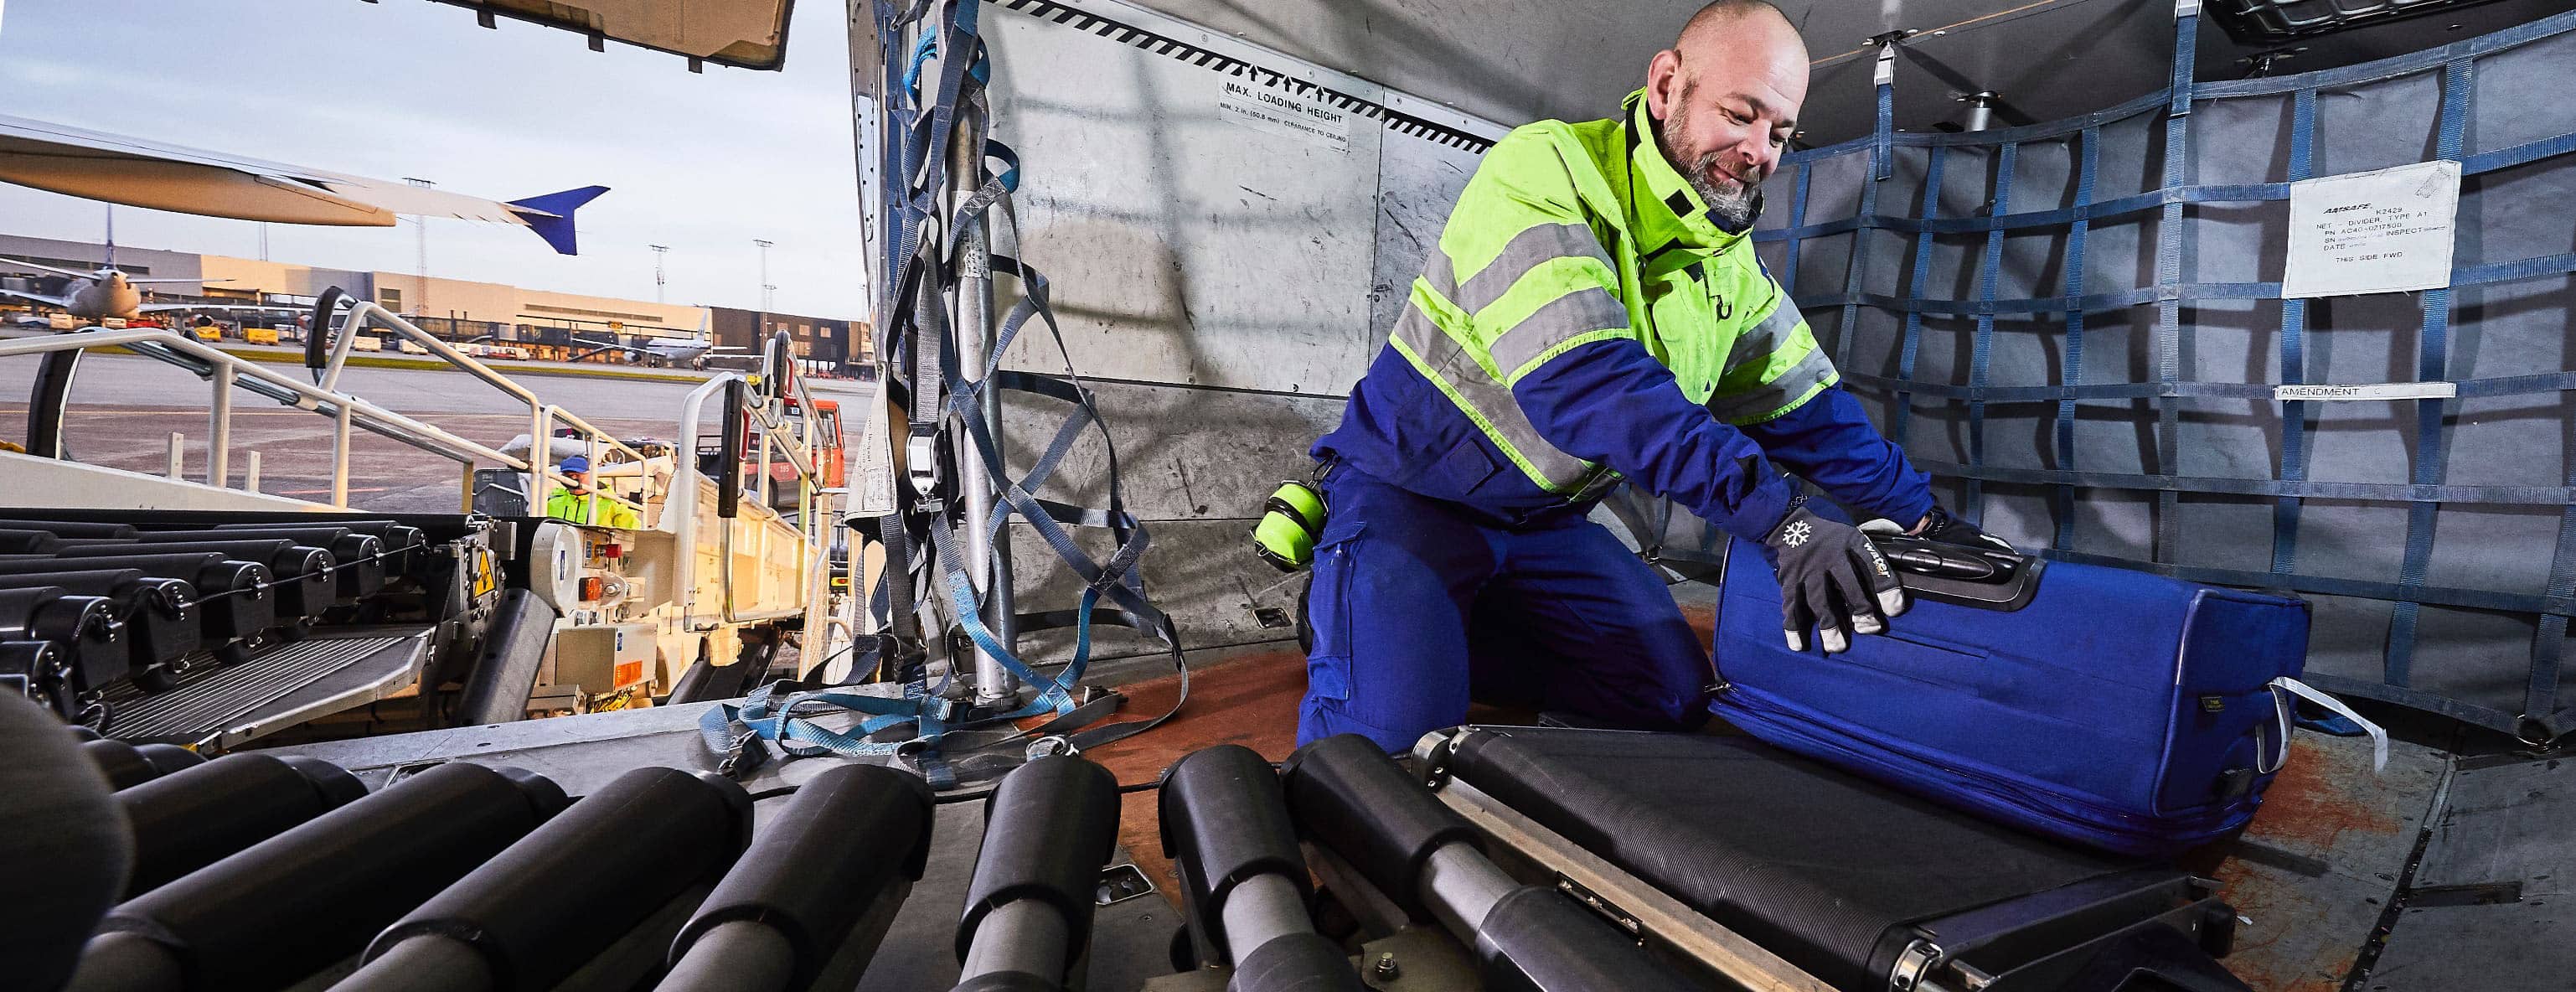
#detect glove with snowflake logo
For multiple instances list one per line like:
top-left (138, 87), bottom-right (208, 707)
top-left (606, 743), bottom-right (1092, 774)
top-left (1760, 497), bottom-right (1907, 654)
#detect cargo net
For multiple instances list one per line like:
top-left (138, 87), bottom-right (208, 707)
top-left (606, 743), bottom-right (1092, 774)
top-left (1622, 8), bottom-right (2576, 743)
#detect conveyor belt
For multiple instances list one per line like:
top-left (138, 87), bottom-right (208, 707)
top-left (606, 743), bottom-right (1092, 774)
top-left (1439, 727), bottom-right (2157, 991)
top-left (99, 630), bottom-right (431, 747)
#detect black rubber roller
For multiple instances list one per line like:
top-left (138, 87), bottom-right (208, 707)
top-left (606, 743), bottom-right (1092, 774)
top-left (1470, 886), bottom-right (1698, 992)
top-left (0, 692), bottom-right (133, 992)
top-left (1233, 932), bottom-right (1360, 992)
top-left (121, 752), bottom-right (367, 897)
top-left (1159, 745), bottom-right (1307, 963)
top-left (86, 762), bottom-right (568, 991)
top-left (354, 767), bottom-right (752, 992)
top-left (1280, 734), bottom-right (1479, 922)
top-left (82, 739), bottom-right (204, 790)
top-left (952, 974), bottom-right (1063, 992)
top-left (954, 755), bottom-right (1121, 967)
top-left (664, 763), bottom-right (936, 991)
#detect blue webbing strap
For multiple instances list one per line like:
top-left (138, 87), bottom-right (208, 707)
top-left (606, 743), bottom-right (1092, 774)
top-left (1965, 142), bottom-right (2017, 524)
top-left (2271, 89), bottom-right (2317, 578)
top-left (2152, 3), bottom-right (2196, 566)
top-left (2384, 56), bottom-right (2475, 689)
top-left (1889, 147), bottom-right (1944, 445)
top-left (1781, 163), bottom-right (1811, 299)
top-left (1873, 41), bottom-right (1897, 181)
top-left (2054, 128), bottom-right (2098, 550)
top-left (1835, 150), bottom-right (1886, 371)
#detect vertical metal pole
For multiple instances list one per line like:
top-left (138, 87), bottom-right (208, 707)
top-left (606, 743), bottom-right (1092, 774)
top-left (243, 450), bottom-right (261, 493)
top-left (950, 100), bottom-right (1019, 705)
top-left (167, 432), bottom-right (184, 480)
top-left (333, 401), bottom-right (353, 508)
top-left (529, 406), bottom-right (552, 513)
top-left (207, 365), bottom-right (234, 486)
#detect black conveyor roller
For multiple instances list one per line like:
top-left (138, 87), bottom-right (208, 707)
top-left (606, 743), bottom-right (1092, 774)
top-left (120, 752), bottom-right (367, 897)
top-left (1283, 735), bottom-right (1698, 992)
top-left (3, 639), bottom-right (75, 716)
top-left (338, 767), bottom-right (752, 992)
top-left (0, 586), bottom-right (127, 699)
top-left (70, 762), bottom-right (569, 992)
top-left (950, 755), bottom-right (1121, 992)
top-left (0, 571), bottom-right (200, 675)
top-left (0, 693), bottom-right (133, 992)
top-left (215, 520), bottom-right (426, 576)
top-left (660, 763), bottom-right (936, 991)
top-left (138, 529), bottom-right (387, 597)
top-left (55, 540), bottom-right (337, 617)
top-left (0, 554), bottom-right (272, 642)
top-left (1159, 744), bottom-right (1363, 991)
top-left (0, 519), bottom-right (141, 540)
top-left (80, 738), bottom-right (204, 790)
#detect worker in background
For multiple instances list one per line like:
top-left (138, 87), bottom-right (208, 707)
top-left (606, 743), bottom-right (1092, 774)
top-left (544, 455), bottom-right (639, 528)
top-left (1298, 0), bottom-right (2011, 751)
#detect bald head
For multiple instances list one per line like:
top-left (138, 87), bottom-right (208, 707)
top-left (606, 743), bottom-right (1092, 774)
top-left (1645, 0), bottom-right (1809, 233)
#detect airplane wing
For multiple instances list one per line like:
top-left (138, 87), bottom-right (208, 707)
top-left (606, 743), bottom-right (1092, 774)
top-left (0, 286), bottom-right (70, 308)
top-left (0, 256), bottom-right (101, 280)
top-left (0, 114), bottom-right (608, 254)
top-left (136, 302), bottom-right (306, 315)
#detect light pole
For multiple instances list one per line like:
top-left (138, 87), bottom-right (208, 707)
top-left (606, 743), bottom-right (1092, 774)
top-left (649, 244), bottom-right (669, 303)
top-left (753, 239), bottom-right (775, 311)
top-left (403, 177), bottom-right (435, 315)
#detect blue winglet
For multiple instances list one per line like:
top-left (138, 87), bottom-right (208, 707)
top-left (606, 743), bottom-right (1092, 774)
top-left (505, 185), bottom-right (609, 256)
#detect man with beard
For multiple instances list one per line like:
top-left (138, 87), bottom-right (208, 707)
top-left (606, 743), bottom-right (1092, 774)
top-left (1294, 0), bottom-right (2008, 750)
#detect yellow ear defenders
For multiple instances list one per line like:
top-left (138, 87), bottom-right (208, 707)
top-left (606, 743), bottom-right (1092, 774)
top-left (1250, 479), bottom-right (1327, 571)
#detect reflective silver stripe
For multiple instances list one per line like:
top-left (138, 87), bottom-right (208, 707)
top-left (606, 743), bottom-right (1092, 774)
top-left (1453, 223), bottom-right (1612, 313)
top-left (1721, 298), bottom-right (1807, 378)
top-left (1424, 251), bottom-right (1459, 302)
top-left (1391, 304), bottom-right (1601, 491)
top-left (1487, 287), bottom-right (1627, 380)
top-left (1706, 346), bottom-right (1839, 423)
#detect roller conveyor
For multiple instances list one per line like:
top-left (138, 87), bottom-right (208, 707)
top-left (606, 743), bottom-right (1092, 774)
top-left (0, 509), bottom-right (499, 745)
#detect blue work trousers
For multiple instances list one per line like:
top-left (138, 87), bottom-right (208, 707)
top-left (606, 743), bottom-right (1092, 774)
top-left (1298, 464), bottom-right (1714, 751)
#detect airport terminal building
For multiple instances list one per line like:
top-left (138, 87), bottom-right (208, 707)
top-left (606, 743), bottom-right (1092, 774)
top-left (0, 232), bottom-right (867, 372)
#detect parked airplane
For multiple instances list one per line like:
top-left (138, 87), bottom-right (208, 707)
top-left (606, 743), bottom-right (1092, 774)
top-left (565, 333), bottom-right (743, 369)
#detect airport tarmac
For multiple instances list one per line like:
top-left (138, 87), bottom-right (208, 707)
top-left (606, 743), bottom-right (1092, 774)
top-left (0, 344), bottom-right (875, 514)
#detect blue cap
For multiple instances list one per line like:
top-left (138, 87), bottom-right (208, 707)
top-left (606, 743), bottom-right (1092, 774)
top-left (558, 455), bottom-right (591, 473)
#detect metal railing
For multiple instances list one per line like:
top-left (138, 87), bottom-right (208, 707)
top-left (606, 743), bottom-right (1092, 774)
top-left (669, 341), bottom-right (834, 630)
top-left (320, 301), bottom-right (654, 521)
top-left (3, 328), bottom-right (529, 508)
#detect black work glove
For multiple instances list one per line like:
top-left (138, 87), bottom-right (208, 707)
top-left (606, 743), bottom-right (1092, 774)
top-left (1762, 498), bottom-right (1907, 654)
top-left (1913, 504), bottom-right (2014, 553)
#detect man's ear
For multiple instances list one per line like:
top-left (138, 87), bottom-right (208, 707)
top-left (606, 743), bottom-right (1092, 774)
top-left (1645, 49), bottom-right (1682, 121)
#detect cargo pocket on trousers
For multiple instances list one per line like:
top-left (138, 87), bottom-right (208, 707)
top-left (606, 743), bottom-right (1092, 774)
top-left (1303, 519), bottom-right (1365, 704)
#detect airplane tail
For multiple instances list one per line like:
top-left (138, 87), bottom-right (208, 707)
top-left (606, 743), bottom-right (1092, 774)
top-left (505, 185), bottom-right (610, 256)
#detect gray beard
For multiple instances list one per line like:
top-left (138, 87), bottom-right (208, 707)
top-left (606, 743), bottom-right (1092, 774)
top-left (1677, 151), bottom-right (1764, 235)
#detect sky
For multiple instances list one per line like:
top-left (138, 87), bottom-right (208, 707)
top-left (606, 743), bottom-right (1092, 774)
top-left (0, 0), bottom-right (874, 318)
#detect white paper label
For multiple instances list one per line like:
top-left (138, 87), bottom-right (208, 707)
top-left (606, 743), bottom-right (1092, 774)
top-left (2274, 382), bottom-right (2457, 401)
top-left (1216, 76), bottom-right (1352, 152)
top-left (2283, 160), bottom-right (2460, 299)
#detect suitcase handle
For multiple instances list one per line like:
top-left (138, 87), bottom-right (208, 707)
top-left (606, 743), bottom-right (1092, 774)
top-left (2260, 677), bottom-right (2388, 773)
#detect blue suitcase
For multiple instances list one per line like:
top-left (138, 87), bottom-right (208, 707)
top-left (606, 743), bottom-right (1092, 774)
top-left (1709, 534), bottom-right (2316, 856)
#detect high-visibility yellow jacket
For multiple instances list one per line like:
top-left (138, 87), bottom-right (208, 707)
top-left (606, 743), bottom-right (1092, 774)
top-left (1316, 90), bottom-right (1931, 537)
top-left (544, 488), bottom-right (639, 529)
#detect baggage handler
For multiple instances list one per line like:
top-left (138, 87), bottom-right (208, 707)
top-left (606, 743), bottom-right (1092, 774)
top-left (1298, 0), bottom-right (2008, 751)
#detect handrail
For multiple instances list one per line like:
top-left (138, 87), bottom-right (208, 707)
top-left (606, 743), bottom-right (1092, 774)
top-left (670, 370), bottom-right (834, 629)
top-left (318, 300), bottom-right (652, 519)
top-left (1, 328), bottom-right (535, 507)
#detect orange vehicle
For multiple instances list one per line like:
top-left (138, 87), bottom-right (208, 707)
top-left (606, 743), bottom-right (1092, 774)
top-left (765, 396), bottom-right (844, 492)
